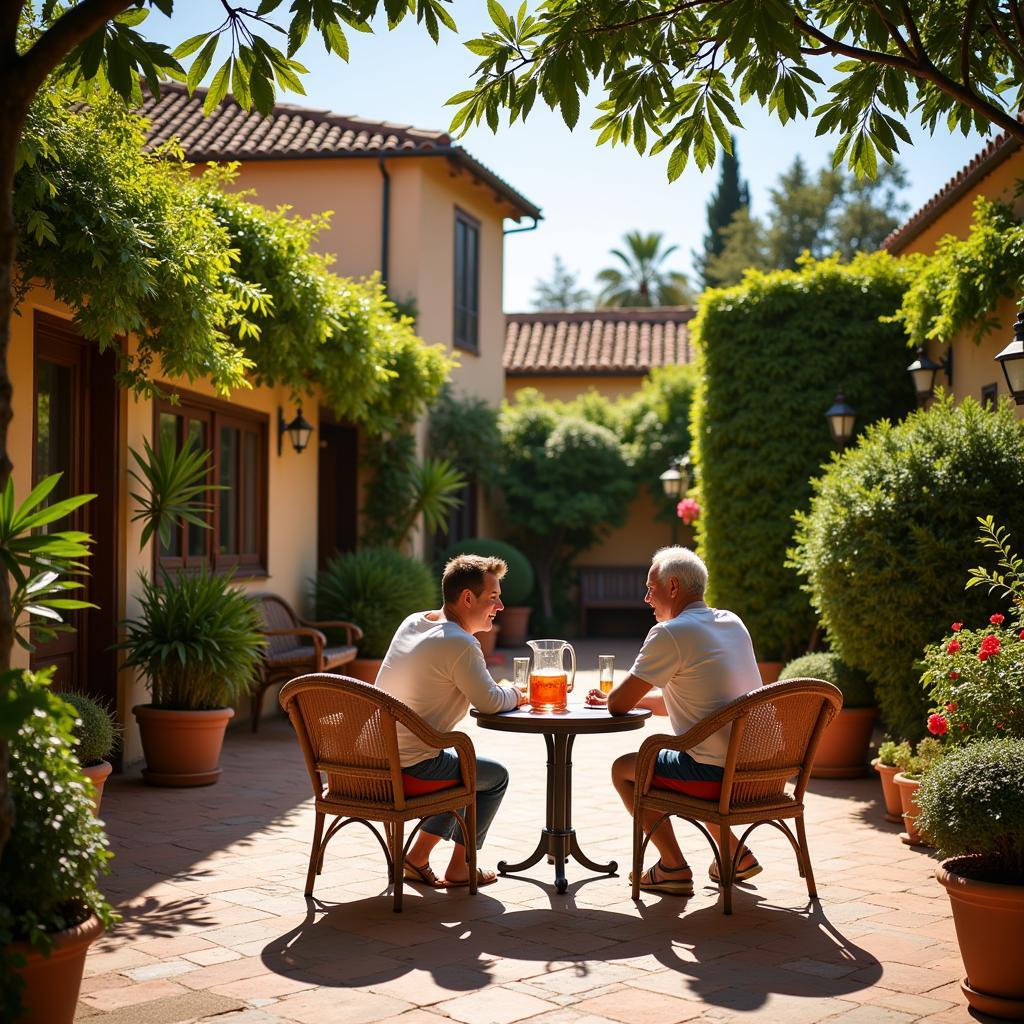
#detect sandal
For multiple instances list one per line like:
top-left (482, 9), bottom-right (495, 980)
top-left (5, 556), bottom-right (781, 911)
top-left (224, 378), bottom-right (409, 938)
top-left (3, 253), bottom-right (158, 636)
top-left (629, 860), bottom-right (693, 897)
top-left (444, 866), bottom-right (498, 888)
top-left (709, 856), bottom-right (762, 883)
top-left (403, 861), bottom-right (443, 888)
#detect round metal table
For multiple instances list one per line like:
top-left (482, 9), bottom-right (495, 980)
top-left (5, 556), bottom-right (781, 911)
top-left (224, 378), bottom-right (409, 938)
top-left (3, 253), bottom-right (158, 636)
top-left (471, 705), bottom-right (651, 893)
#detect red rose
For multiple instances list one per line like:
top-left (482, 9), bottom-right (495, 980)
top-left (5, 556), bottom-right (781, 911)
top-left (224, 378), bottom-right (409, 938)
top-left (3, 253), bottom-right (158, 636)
top-left (946, 640), bottom-right (961, 654)
top-left (951, 622), bottom-right (963, 631)
top-left (990, 613), bottom-right (1005, 625)
top-left (997, 722), bottom-right (1005, 730)
top-left (949, 671), bottom-right (959, 680)
top-left (946, 702), bottom-right (958, 712)
top-left (927, 713), bottom-right (949, 736)
top-left (958, 722), bottom-right (967, 730)
top-left (979, 635), bottom-right (1002, 659)
top-left (979, 650), bottom-right (990, 661)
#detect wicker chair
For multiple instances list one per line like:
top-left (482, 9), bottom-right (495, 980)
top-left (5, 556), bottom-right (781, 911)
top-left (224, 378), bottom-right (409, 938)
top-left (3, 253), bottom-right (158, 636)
top-left (251, 593), bottom-right (363, 732)
top-left (632, 677), bottom-right (842, 914)
top-left (279, 673), bottom-right (478, 912)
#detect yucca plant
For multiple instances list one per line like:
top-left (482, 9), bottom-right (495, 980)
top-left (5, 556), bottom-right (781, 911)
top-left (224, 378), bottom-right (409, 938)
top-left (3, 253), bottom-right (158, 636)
top-left (118, 569), bottom-right (264, 710)
top-left (394, 457), bottom-right (466, 549)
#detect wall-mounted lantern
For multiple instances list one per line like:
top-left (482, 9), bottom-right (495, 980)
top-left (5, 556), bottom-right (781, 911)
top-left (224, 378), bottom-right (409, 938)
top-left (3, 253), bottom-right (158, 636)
top-left (907, 345), bottom-right (953, 404)
top-left (278, 405), bottom-right (314, 455)
top-left (995, 307), bottom-right (1024, 405)
top-left (825, 390), bottom-right (857, 446)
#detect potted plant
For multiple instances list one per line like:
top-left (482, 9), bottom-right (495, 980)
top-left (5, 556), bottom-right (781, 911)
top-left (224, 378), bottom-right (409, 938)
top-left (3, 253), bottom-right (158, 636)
top-left (893, 737), bottom-right (943, 847)
top-left (917, 739), bottom-right (1024, 1019)
top-left (442, 537), bottom-right (535, 647)
top-left (872, 739), bottom-right (909, 824)
top-left (779, 652), bottom-right (876, 777)
top-left (120, 568), bottom-right (264, 786)
top-left (0, 670), bottom-right (117, 1023)
top-left (64, 692), bottom-right (119, 815)
top-left (315, 547), bottom-right (437, 682)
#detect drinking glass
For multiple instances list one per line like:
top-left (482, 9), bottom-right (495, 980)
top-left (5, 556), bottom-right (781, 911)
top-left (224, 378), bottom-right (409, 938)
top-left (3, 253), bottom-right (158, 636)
top-left (513, 657), bottom-right (531, 700)
top-left (598, 654), bottom-right (615, 695)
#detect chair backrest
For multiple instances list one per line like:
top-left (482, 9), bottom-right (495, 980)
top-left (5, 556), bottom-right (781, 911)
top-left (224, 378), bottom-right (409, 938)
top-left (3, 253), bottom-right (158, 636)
top-left (279, 673), bottom-right (416, 810)
top-left (255, 593), bottom-right (303, 658)
top-left (717, 678), bottom-right (842, 812)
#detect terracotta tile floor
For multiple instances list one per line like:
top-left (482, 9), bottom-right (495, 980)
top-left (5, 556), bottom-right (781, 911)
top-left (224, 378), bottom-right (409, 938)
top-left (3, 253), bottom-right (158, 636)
top-left (79, 641), bottom-right (995, 1024)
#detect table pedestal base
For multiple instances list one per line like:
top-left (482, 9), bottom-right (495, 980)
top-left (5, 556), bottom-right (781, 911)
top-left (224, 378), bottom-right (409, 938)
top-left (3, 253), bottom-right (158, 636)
top-left (498, 732), bottom-right (617, 893)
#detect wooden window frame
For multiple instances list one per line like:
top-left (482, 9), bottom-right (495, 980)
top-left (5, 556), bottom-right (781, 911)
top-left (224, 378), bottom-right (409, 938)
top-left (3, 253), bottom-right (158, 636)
top-left (453, 207), bottom-right (480, 354)
top-left (153, 387), bottom-right (269, 578)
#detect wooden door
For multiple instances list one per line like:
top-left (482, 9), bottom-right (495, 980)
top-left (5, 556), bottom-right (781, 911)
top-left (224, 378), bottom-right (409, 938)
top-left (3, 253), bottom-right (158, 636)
top-left (30, 313), bottom-right (120, 707)
top-left (317, 412), bottom-right (358, 569)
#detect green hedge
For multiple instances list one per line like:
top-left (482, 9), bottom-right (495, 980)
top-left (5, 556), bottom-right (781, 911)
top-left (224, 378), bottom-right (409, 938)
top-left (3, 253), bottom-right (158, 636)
top-left (778, 652), bottom-right (874, 708)
top-left (790, 396), bottom-right (1024, 740)
top-left (691, 253), bottom-right (916, 662)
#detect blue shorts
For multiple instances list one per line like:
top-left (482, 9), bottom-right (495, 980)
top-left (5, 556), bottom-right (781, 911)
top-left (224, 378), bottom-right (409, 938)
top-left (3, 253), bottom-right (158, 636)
top-left (655, 749), bottom-right (723, 782)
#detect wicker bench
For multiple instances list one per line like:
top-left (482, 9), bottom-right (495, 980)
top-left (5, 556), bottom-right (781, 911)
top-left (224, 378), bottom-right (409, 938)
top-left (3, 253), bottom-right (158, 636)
top-left (577, 566), bottom-right (648, 633)
top-left (251, 593), bottom-right (362, 732)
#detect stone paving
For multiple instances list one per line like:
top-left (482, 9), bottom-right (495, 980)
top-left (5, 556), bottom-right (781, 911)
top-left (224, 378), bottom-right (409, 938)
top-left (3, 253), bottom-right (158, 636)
top-left (77, 641), bottom-right (993, 1024)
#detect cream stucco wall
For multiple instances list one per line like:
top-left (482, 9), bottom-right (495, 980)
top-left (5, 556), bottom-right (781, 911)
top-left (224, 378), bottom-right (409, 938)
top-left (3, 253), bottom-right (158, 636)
top-left (11, 286), bottom-right (321, 764)
top-left (505, 375), bottom-right (647, 404)
top-left (891, 148), bottom-right (1024, 413)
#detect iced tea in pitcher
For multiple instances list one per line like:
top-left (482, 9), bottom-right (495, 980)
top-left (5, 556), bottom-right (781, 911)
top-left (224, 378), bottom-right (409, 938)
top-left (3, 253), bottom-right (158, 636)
top-left (526, 639), bottom-right (576, 713)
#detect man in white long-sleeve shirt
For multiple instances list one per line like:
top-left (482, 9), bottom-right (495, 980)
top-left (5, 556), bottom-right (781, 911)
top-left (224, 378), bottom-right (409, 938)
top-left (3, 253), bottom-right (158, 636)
top-left (376, 554), bottom-right (523, 888)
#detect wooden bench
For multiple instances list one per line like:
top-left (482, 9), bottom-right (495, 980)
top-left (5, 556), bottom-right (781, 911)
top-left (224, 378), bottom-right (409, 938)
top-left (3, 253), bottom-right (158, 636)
top-left (577, 566), bottom-right (649, 634)
top-left (251, 593), bottom-right (363, 732)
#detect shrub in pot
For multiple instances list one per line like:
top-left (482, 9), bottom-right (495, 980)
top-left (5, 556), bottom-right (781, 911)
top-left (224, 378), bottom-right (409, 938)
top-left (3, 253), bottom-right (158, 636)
top-left (917, 739), bottom-right (1024, 1019)
top-left (64, 692), bottom-right (120, 815)
top-left (779, 652), bottom-right (875, 778)
top-left (120, 568), bottom-right (264, 786)
top-left (0, 670), bottom-right (117, 1023)
top-left (442, 537), bottom-right (535, 646)
top-left (893, 737), bottom-right (943, 847)
top-left (873, 739), bottom-right (909, 823)
top-left (315, 547), bottom-right (437, 681)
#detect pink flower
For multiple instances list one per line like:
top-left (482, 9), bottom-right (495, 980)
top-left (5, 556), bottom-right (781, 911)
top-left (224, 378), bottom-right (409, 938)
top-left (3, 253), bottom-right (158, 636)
top-left (951, 622), bottom-right (963, 631)
top-left (927, 714), bottom-right (949, 736)
top-left (676, 498), bottom-right (701, 526)
top-left (946, 640), bottom-right (961, 654)
top-left (990, 613), bottom-right (1005, 625)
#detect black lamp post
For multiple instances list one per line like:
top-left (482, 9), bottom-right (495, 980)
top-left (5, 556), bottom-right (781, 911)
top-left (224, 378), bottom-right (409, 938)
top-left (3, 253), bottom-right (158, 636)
top-left (907, 344), bottom-right (953, 404)
top-left (825, 390), bottom-right (857, 446)
top-left (995, 307), bottom-right (1024, 405)
top-left (278, 405), bottom-right (314, 455)
top-left (660, 456), bottom-right (691, 545)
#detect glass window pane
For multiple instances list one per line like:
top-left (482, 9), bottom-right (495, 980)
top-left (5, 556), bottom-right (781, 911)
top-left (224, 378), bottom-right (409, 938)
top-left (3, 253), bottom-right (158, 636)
top-left (158, 412), bottom-right (182, 558)
top-left (219, 426), bottom-right (238, 555)
top-left (35, 360), bottom-right (73, 507)
top-left (187, 420), bottom-right (209, 559)
top-left (242, 431), bottom-right (258, 555)
top-left (468, 225), bottom-right (479, 314)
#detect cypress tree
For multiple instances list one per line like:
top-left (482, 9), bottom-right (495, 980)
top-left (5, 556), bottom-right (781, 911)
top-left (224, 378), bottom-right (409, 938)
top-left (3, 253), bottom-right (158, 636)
top-left (695, 135), bottom-right (749, 288)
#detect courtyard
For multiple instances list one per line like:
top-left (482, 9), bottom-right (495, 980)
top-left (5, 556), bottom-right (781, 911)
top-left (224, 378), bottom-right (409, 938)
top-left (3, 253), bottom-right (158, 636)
top-left (76, 643), bottom-right (982, 1024)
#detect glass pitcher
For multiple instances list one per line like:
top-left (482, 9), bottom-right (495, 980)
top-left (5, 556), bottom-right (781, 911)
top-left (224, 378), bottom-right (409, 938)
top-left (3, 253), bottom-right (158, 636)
top-left (526, 639), bottom-right (576, 712)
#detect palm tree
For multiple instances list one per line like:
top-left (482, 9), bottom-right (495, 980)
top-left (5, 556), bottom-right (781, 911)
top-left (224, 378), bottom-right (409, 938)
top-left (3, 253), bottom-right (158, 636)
top-left (595, 231), bottom-right (693, 307)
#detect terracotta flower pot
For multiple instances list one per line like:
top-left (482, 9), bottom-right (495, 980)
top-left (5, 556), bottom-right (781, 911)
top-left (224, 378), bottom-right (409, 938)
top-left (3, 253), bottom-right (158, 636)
top-left (497, 606), bottom-right (530, 647)
top-left (132, 705), bottom-right (234, 787)
top-left (872, 758), bottom-right (903, 823)
top-left (81, 759), bottom-right (113, 817)
top-left (894, 772), bottom-right (929, 846)
top-left (9, 913), bottom-right (103, 1024)
top-left (757, 661), bottom-right (783, 684)
top-left (346, 658), bottom-right (382, 684)
top-left (811, 707), bottom-right (876, 778)
top-left (936, 856), bottom-right (1024, 1019)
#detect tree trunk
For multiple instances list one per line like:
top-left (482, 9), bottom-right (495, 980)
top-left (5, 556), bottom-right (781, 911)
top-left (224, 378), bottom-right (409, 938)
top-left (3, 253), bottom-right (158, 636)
top-left (0, 83), bottom-right (32, 860)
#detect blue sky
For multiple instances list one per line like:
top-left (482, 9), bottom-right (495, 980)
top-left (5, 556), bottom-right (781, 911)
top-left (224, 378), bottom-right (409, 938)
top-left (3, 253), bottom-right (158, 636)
top-left (146, 4), bottom-right (989, 311)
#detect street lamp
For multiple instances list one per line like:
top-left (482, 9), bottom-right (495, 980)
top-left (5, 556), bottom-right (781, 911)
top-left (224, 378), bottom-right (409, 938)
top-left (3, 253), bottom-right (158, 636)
top-left (825, 390), bottom-right (857, 446)
top-left (995, 307), bottom-right (1024, 404)
top-left (659, 455), bottom-right (691, 500)
top-left (278, 405), bottom-right (314, 455)
top-left (907, 345), bottom-right (953, 404)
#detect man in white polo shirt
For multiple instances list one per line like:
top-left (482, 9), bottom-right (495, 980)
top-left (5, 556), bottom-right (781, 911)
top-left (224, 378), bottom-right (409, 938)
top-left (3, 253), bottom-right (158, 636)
top-left (376, 554), bottom-right (524, 889)
top-left (603, 546), bottom-right (761, 896)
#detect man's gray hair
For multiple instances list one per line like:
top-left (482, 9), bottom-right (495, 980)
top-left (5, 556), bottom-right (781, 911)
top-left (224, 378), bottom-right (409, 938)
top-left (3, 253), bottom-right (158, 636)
top-left (651, 546), bottom-right (707, 597)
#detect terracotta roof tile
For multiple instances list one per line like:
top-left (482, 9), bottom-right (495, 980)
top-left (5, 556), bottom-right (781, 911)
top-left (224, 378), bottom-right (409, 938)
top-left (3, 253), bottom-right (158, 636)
top-left (140, 82), bottom-right (541, 219)
top-left (504, 308), bottom-right (694, 375)
top-left (882, 123), bottom-right (1021, 253)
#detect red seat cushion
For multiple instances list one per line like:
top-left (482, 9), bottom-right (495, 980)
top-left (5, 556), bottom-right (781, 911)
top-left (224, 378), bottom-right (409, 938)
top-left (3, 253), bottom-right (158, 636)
top-left (652, 776), bottom-right (722, 799)
top-left (401, 772), bottom-right (461, 797)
